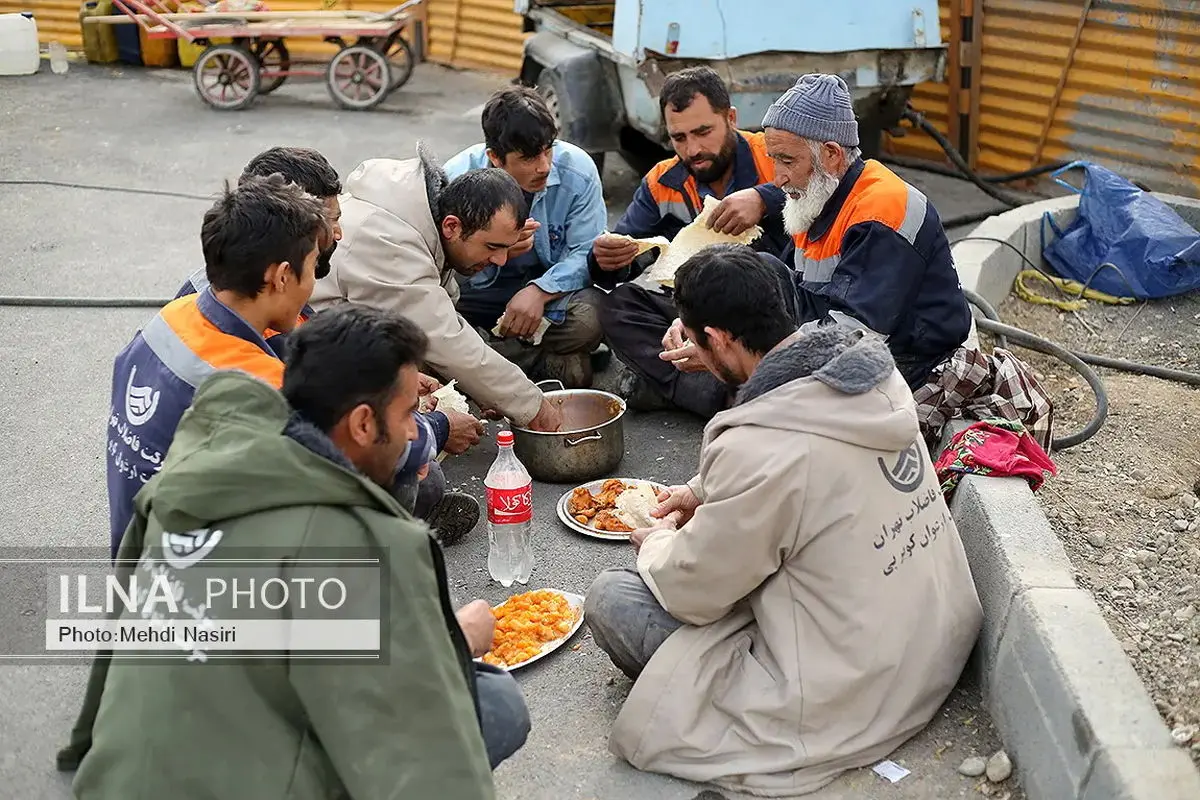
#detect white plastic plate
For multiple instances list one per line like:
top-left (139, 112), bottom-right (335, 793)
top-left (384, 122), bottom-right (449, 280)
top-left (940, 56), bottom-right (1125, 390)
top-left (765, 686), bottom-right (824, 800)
top-left (478, 589), bottom-right (586, 672)
top-left (555, 478), bottom-right (666, 541)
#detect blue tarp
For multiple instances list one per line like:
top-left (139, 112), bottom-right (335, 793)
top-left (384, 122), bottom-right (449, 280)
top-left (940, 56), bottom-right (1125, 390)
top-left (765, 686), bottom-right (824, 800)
top-left (1042, 161), bottom-right (1200, 300)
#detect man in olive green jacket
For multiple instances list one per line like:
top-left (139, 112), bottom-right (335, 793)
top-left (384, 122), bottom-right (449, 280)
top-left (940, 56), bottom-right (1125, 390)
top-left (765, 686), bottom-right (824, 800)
top-left (57, 307), bottom-right (523, 798)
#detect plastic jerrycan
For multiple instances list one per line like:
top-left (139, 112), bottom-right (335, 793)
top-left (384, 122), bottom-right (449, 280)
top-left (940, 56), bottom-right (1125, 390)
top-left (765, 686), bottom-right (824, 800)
top-left (0, 12), bottom-right (40, 76)
top-left (80, 0), bottom-right (120, 64)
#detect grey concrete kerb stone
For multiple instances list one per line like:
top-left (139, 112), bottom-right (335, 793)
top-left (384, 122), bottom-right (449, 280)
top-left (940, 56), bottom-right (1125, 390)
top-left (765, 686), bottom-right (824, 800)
top-left (946, 193), bottom-right (1200, 800)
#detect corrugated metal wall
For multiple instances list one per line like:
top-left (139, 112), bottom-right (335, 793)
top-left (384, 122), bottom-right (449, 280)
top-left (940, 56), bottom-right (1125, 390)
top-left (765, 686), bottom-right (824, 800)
top-left (0, 0), bottom-right (84, 48)
top-left (887, 0), bottom-right (1200, 196)
top-left (425, 0), bottom-right (525, 73)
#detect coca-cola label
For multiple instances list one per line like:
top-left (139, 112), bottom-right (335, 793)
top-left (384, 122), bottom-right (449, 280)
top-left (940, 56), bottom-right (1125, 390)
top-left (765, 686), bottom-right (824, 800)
top-left (486, 484), bottom-right (532, 524)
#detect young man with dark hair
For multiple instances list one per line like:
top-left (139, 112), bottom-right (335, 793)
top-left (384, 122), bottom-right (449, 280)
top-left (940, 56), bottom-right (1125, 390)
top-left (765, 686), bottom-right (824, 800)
top-left (104, 174), bottom-right (330, 558)
top-left (176, 146), bottom-right (345, 299)
top-left (310, 144), bottom-right (563, 432)
top-left (179, 147), bottom-right (484, 543)
top-left (585, 244), bottom-right (982, 796)
top-left (62, 306), bottom-right (526, 799)
top-left (443, 86), bottom-right (608, 387)
top-left (588, 66), bottom-right (792, 418)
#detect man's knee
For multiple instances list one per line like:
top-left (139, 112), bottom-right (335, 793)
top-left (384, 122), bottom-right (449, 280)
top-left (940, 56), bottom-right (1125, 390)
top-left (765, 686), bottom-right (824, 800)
top-left (598, 283), bottom-right (638, 340)
top-left (475, 666), bottom-right (530, 768)
top-left (413, 460), bottom-right (447, 520)
top-left (584, 568), bottom-right (643, 641)
top-left (546, 289), bottom-right (604, 355)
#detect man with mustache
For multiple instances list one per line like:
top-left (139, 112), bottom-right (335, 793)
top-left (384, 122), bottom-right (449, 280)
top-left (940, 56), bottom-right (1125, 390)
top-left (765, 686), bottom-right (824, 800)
top-left (758, 73), bottom-right (973, 390)
top-left (308, 144), bottom-right (564, 435)
top-left (172, 146), bottom-right (485, 545)
top-left (175, 147), bottom-right (344, 328)
top-left (444, 86), bottom-right (608, 389)
top-left (588, 66), bottom-right (793, 418)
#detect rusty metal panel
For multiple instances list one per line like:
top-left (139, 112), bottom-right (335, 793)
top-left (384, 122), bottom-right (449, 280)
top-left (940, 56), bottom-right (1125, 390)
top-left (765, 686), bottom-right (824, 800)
top-left (975, 0), bottom-right (1200, 194)
top-left (2, 0), bottom-right (85, 48)
top-left (884, 0), bottom-right (952, 162)
top-left (427, 0), bottom-right (527, 73)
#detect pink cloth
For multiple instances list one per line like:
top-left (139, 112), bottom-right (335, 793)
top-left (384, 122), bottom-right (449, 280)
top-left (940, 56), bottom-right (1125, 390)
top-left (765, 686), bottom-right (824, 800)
top-left (934, 418), bottom-right (1057, 496)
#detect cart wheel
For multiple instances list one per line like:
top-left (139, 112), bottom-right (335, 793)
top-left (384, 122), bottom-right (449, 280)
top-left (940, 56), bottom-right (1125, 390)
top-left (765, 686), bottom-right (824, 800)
top-left (193, 43), bottom-right (261, 111)
top-left (253, 39), bottom-right (290, 95)
top-left (380, 32), bottom-right (415, 92)
top-left (326, 45), bottom-right (392, 111)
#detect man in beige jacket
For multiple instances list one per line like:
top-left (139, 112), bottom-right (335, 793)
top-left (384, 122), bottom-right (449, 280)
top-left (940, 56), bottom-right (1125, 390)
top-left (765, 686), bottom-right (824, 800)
top-left (309, 144), bottom-right (562, 432)
top-left (585, 244), bottom-right (983, 796)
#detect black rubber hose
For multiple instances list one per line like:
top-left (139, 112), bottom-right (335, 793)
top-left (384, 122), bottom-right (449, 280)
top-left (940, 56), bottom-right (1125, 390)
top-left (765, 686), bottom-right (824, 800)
top-left (974, 316), bottom-right (1109, 451)
top-left (882, 153), bottom-right (1070, 184)
top-left (899, 108), bottom-right (1027, 209)
top-left (0, 179), bottom-right (212, 202)
top-left (0, 296), bottom-right (171, 307)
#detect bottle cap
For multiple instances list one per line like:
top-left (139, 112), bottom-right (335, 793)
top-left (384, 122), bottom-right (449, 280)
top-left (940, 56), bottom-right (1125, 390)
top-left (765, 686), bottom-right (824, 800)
top-left (497, 430), bottom-right (514, 446)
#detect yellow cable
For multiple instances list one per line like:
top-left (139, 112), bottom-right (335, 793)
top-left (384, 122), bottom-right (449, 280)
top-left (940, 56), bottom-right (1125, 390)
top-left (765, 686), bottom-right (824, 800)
top-left (1014, 269), bottom-right (1136, 311)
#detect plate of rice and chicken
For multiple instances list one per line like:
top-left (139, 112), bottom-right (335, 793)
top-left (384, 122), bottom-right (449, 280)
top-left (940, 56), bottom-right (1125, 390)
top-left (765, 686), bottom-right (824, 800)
top-left (556, 478), bottom-right (666, 541)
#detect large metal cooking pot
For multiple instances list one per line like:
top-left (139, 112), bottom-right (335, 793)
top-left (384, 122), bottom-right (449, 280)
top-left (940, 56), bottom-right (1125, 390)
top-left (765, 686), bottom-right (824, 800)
top-left (511, 379), bottom-right (626, 484)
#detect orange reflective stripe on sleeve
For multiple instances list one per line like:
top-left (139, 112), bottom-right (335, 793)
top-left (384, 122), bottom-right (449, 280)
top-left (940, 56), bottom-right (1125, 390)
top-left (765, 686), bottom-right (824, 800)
top-left (158, 297), bottom-right (285, 389)
top-left (645, 158), bottom-right (697, 222)
top-left (795, 161), bottom-right (924, 268)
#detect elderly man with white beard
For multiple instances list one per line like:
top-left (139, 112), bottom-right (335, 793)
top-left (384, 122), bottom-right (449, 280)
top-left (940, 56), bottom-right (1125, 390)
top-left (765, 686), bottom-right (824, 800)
top-left (658, 74), bottom-right (973, 395)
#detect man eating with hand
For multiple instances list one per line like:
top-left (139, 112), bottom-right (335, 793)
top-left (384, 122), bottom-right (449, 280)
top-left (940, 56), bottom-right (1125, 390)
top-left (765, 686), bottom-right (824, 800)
top-left (584, 244), bottom-right (982, 796)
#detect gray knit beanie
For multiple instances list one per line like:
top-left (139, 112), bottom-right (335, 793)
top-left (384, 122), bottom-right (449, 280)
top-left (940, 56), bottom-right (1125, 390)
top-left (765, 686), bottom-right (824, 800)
top-left (761, 73), bottom-right (859, 147)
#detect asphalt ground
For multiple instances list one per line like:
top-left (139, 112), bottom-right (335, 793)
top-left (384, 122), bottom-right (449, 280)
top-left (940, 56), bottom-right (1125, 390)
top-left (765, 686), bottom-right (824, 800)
top-left (0, 60), bottom-right (1018, 799)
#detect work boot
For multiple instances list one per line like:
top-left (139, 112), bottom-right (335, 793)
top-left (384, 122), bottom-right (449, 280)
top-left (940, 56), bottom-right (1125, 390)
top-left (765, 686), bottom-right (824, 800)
top-left (536, 352), bottom-right (593, 389)
top-left (426, 492), bottom-right (480, 546)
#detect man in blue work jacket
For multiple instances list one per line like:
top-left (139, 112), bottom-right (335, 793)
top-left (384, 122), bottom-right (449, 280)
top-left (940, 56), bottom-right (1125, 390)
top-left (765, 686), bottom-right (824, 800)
top-left (444, 86), bottom-right (609, 388)
top-left (169, 146), bottom-right (481, 543)
top-left (106, 176), bottom-right (441, 559)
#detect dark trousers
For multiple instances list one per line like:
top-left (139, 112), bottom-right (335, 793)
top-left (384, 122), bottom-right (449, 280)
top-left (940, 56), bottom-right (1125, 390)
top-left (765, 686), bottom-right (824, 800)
top-left (599, 284), bottom-right (733, 419)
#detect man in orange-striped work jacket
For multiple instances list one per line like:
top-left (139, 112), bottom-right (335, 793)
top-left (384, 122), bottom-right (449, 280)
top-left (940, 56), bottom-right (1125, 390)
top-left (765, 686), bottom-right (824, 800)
top-left (763, 74), bottom-right (972, 390)
top-left (588, 66), bottom-right (794, 418)
top-left (104, 176), bottom-right (431, 559)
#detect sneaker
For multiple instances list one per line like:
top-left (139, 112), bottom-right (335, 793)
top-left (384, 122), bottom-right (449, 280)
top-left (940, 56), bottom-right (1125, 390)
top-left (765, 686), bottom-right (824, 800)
top-left (426, 492), bottom-right (480, 546)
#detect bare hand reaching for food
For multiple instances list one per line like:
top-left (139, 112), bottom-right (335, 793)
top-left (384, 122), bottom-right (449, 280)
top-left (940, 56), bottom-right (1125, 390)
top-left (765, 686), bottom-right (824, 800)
top-left (417, 373), bottom-right (442, 404)
top-left (706, 188), bottom-right (767, 236)
top-left (592, 233), bottom-right (641, 271)
top-left (508, 219), bottom-right (540, 258)
top-left (653, 484), bottom-right (701, 526)
top-left (630, 511), bottom-right (681, 553)
top-left (443, 410), bottom-right (484, 455)
top-left (525, 397), bottom-right (563, 432)
top-left (455, 599), bottom-right (497, 658)
top-left (659, 317), bottom-right (708, 373)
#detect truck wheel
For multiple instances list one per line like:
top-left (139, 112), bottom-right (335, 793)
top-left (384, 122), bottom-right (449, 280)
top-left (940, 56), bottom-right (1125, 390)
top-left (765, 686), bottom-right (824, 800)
top-left (535, 69), bottom-right (605, 173)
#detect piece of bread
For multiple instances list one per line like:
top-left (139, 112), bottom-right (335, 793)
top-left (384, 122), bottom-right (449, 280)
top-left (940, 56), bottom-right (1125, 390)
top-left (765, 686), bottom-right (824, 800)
top-left (614, 483), bottom-right (660, 529)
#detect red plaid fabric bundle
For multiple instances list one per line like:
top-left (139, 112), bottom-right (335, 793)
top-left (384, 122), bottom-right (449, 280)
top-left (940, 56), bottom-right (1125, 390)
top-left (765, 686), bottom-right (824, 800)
top-left (912, 346), bottom-right (1054, 452)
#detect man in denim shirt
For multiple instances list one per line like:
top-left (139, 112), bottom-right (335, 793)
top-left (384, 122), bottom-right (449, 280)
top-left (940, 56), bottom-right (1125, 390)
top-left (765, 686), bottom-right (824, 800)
top-left (444, 86), bottom-right (608, 388)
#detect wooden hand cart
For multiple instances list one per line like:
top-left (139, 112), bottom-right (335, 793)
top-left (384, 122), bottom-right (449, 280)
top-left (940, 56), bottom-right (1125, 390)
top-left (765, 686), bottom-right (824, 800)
top-left (87, 0), bottom-right (423, 111)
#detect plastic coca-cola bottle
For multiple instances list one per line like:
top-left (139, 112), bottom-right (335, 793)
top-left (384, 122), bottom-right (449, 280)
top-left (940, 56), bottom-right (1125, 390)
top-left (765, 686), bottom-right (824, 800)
top-left (485, 430), bottom-right (534, 587)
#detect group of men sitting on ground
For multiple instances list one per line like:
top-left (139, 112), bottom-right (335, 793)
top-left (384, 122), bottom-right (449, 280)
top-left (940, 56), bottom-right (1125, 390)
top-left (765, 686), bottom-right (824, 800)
top-left (71, 68), bottom-right (984, 798)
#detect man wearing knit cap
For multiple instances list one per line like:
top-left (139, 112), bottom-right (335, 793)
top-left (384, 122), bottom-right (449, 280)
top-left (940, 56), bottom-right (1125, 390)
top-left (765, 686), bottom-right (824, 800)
top-left (758, 73), bottom-right (972, 389)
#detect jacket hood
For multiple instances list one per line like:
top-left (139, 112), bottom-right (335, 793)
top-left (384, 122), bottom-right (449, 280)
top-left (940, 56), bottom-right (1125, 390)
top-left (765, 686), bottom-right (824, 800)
top-left (342, 143), bottom-right (446, 265)
top-left (135, 371), bottom-right (402, 533)
top-left (713, 325), bottom-right (918, 452)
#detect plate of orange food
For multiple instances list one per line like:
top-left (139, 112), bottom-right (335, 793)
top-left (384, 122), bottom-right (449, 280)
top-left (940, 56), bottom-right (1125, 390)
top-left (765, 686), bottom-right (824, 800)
top-left (556, 478), bottom-right (666, 540)
top-left (479, 588), bottom-right (586, 671)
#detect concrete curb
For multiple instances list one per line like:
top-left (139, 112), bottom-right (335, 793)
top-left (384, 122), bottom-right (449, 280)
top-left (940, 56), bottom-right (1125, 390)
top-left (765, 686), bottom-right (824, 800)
top-left (946, 194), bottom-right (1200, 800)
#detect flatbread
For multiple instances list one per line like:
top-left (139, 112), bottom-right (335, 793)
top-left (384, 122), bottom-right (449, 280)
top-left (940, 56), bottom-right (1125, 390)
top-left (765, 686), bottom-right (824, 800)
top-left (419, 379), bottom-right (470, 416)
top-left (492, 314), bottom-right (552, 346)
top-left (614, 483), bottom-right (660, 529)
top-left (635, 195), bottom-right (763, 289)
